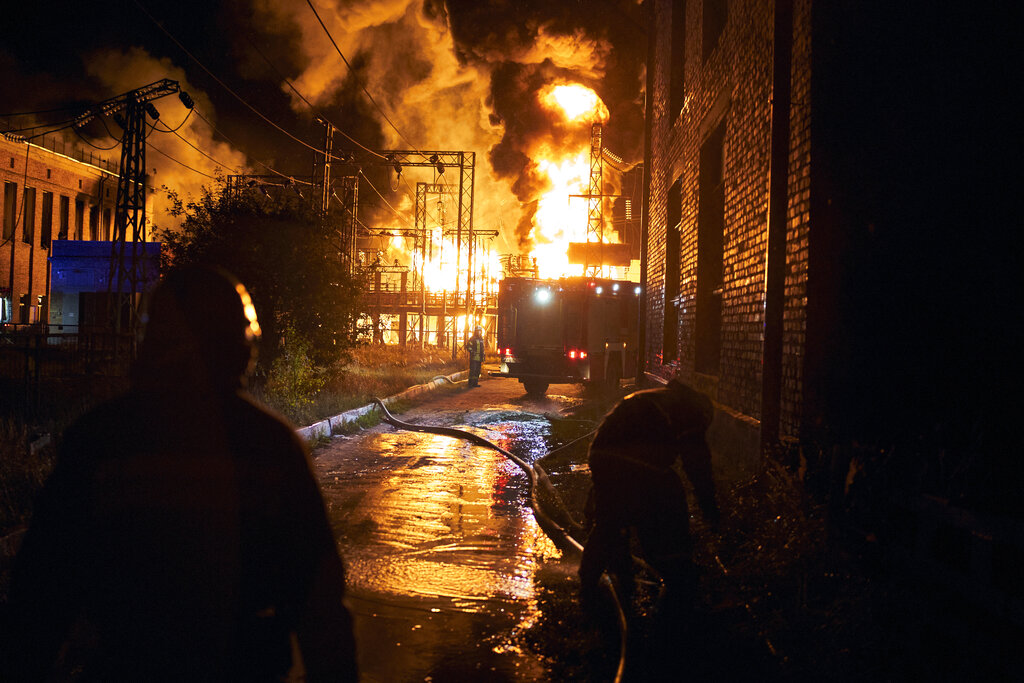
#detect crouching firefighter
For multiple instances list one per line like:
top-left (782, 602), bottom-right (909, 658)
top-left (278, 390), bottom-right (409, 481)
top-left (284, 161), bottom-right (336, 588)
top-left (579, 377), bottom-right (719, 612)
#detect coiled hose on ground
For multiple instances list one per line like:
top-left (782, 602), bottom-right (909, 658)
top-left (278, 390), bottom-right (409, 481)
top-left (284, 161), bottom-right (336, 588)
top-left (371, 396), bottom-right (629, 683)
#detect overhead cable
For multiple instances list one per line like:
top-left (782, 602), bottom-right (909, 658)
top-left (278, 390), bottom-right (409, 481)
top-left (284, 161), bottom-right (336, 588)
top-left (149, 143), bottom-right (218, 180)
top-left (132, 0), bottom-right (328, 160)
top-left (358, 169), bottom-right (415, 229)
top-left (304, 0), bottom-right (421, 153)
top-left (238, 29), bottom-right (384, 160)
top-left (71, 126), bottom-right (120, 151)
top-left (154, 120), bottom-right (241, 174)
top-left (191, 108), bottom-right (311, 186)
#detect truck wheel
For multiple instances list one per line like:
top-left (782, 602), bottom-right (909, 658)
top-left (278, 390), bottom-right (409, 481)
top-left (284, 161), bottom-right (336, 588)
top-left (523, 380), bottom-right (549, 397)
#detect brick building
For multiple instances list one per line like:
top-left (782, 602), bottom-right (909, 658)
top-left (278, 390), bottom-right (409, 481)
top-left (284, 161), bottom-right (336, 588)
top-left (640, 1), bottom-right (1014, 479)
top-left (1, 135), bottom-right (119, 326)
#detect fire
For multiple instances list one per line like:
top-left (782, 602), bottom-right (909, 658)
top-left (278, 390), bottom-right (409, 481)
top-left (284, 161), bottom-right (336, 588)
top-left (370, 81), bottom-right (624, 292)
top-left (530, 149), bottom-right (592, 278)
top-left (529, 83), bottom-right (619, 279)
top-left (540, 83), bottom-right (610, 123)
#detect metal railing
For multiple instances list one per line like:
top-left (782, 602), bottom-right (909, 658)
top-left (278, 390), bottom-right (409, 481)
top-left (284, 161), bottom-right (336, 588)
top-left (0, 328), bottom-right (135, 416)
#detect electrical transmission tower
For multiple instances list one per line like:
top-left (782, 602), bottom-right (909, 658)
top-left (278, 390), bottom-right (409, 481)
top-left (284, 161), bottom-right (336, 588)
top-left (77, 79), bottom-right (193, 335)
top-left (587, 122), bottom-right (605, 251)
top-left (335, 149), bottom-right (476, 354)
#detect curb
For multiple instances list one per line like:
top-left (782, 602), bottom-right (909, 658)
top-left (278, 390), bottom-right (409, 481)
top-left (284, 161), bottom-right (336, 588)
top-left (296, 370), bottom-right (468, 442)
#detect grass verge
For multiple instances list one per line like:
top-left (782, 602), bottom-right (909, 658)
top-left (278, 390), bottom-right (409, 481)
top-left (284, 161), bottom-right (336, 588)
top-left (257, 344), bottom-right (463, 427)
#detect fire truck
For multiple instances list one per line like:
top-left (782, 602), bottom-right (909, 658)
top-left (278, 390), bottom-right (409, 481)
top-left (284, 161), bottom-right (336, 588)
top-left (492, 276), bottom-right (641, 396)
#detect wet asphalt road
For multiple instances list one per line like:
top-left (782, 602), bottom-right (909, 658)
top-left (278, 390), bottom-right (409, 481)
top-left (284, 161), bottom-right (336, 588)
top-left (312, 374), bottom-right (599, 682)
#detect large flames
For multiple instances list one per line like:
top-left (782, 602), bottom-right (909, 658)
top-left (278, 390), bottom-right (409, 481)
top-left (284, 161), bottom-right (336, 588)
top-left (528, 82), bottom-right (624, 280)
top-left (374, 81), bottom-right (628, 306)
top-left (540, 83), bottom-right (610, 123)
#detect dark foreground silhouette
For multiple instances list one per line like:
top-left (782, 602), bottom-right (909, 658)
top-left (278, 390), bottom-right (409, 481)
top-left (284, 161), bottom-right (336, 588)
top-left (2, 266), bottom-right (357, 682)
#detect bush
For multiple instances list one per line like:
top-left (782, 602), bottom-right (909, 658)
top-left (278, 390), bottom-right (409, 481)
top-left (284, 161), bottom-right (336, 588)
top-left (255, 344), bottom-right (462, 427)
top-left (263, 326), bottom-right (326, 416)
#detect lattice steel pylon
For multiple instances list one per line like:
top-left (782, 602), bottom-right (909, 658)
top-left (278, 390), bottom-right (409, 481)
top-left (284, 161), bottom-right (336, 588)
top-left (86, 79), bottom-right (185, 334)
top-left (585, 122), bottom-right (605, 276)
top-left (335, 149), bottom-right (475, 352)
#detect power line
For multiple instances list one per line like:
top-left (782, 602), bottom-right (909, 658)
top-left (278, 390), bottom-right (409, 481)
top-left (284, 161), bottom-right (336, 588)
top-left (304, 0), bottom-right (421, 153)
top-left (132, 0), bottom-right (328, 160)
top-left (358, 169), bottom-right (414, 229)
top-left (154, 118), bottom-right (241, 174)
top-left (71, 126), bottom-right (120, 151)
top-left (238, 28), bottom-right (384, 160)
top-left (148, 143), bottom-right (218, 180)
top-left (191, 107), bottom-right (311, 186)
top-left (0, 103), bottom-right (86, 118)
top-left (153, 107), bottom-right (194, 134)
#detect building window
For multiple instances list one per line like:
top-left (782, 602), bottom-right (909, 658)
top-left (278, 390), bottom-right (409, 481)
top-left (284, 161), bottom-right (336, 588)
top-left (59, 195), bottom-right (70, 240)
top-left (663, 178), bottom-right (682, 363)
top-left (3, 182), bottom-right (16, 240)
top-left (88, 205), bottom-right (98, 241)
top-left (46, 169), bottom-right (52, 179)
top-left (78, 179), bottom-right (83, 189)
top-left (22, 187), bottom-right (36, 245)
top-left (41, 191), bottom-right (53, 249)
top-left (670, 0), bottom-right (687, 119)
top-left (703, 0), bottom-right (727, 61)
top-left (75, 200), bottom-right (85, 240)
top-left (696, 119), bottom-right (726, 374)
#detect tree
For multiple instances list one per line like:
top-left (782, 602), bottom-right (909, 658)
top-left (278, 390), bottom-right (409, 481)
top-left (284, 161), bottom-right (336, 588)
top-left (156, 185), bottom-right (366, 373)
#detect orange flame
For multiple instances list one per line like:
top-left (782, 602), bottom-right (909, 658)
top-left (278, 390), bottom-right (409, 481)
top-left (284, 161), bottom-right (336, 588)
top-left (529, 83), bottom-right (619, 279)
top-left (540, 83), bottom-right (610, 123)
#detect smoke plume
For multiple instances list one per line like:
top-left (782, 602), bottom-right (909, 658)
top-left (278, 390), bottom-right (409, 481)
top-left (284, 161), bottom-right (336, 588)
top-left (248, 0), bottom-right (646, 253)
top-left (84, 48), bottom-right (252, 233)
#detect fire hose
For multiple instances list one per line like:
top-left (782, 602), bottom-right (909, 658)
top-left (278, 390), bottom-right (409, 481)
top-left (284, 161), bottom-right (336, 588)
top-left (371, 397), bottom-right (629, 683)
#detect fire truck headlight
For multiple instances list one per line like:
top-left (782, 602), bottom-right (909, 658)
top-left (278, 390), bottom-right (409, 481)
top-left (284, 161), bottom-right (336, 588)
top-left (634, 286), bottom-right (642, 295)
top-left (595, 286), bottom-right (603, 295)
top-left (534, 288), bottom-right (552, 304)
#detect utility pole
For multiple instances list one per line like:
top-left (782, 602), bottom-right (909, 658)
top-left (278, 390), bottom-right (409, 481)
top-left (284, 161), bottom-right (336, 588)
top-left (317, 117), bottom-right (333, 215)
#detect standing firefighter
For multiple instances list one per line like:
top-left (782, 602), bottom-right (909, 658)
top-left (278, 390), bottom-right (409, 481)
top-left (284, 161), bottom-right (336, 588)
top-left (465, 325), bottom-right (486, 388)
top-left (579, 378), bottom-right (719, 611)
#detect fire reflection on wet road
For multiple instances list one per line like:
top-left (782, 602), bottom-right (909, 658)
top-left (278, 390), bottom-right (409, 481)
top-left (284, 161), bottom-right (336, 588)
top-left (313, 384), bottom-right (592, 682)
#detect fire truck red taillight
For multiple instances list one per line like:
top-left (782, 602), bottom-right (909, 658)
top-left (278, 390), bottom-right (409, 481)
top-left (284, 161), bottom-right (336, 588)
top-left (567, 349), bottom-right (588, 360)
top-left (568, 350), bottom-right (577, 359)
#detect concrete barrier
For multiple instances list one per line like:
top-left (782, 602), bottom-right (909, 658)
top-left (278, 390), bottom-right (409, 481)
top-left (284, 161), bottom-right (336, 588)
top-left (296, 370), bottom-right (468, 442)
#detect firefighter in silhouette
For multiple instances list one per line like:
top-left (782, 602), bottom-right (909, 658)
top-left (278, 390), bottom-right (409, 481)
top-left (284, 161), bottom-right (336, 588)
top-left (464, 325), bottom-right (486, 388)
top-left (579, 377), bottom-right (719, 611)
top-left (3, 266), bottom-right (357, 682)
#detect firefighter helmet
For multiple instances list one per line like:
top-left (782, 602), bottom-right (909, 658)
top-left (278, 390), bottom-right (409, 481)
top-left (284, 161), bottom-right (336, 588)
top-left (136, 265), bottom-right (259, 388)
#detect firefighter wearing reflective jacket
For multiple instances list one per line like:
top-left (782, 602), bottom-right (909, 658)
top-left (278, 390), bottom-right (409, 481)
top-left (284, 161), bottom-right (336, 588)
top-left (579, 378), bottom-right (719, 610)
top-left (464, 326), bottom-right (486, 388)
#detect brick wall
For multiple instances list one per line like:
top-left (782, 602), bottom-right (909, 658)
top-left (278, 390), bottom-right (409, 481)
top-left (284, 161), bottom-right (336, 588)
top-left (1, 138), bottom-right (117, 323)
top-left (645, 0), bottom-right (812, 450)
top-left (780, 0), bottom-right (812, 439)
